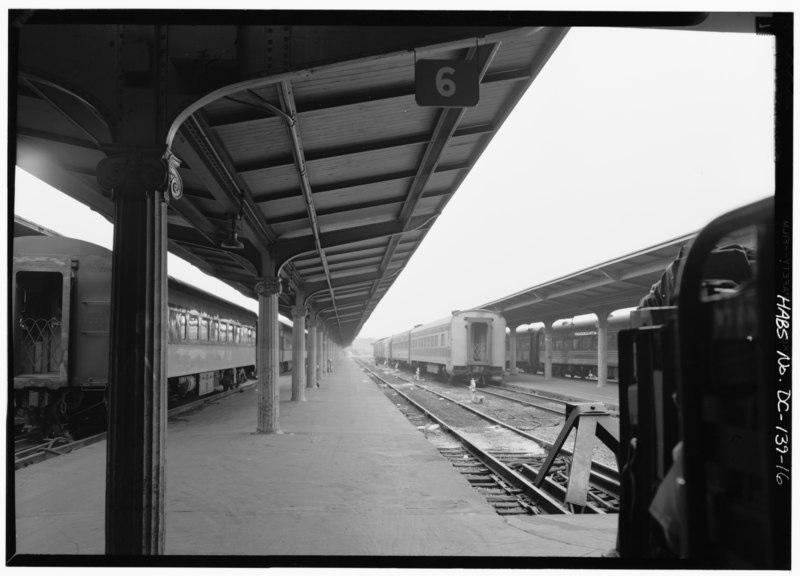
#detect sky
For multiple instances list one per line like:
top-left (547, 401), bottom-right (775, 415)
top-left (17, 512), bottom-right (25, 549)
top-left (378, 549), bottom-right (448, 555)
top-left (9, 17), bottom-right (778, 345)
top-left (359, 24), bottom-right (777, 338)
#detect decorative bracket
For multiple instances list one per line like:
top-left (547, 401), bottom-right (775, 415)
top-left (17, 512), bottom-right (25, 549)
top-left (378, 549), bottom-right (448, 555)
top-left (96, 148), bottom-right (183, 203)
top-left (254, 276), bottom-right (282, 297)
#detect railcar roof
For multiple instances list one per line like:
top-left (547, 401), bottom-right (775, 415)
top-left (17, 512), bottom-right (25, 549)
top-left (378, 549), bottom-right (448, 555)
top-left (168, 275), bottom-right (259, 320)
top-left (389, 308), bottom-right (505, 338)
top-left (13, 234), bottom-right (112, 259)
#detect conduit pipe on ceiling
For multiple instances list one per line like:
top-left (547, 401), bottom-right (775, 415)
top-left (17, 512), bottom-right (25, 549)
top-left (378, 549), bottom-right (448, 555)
top-left (275, 81), bottom-right (341, 330)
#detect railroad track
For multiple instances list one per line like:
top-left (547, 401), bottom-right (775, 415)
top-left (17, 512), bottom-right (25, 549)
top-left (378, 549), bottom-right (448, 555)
top-left (390, 371), bottom-right (620, 495)
top-left (14, 380), bottom-right (258, 470)
top-left (484, 383), bottom-right (619, 416)
top-left (480, 384), bottom-right (570, 415)
top-left (360, 361), bottom-right (619, 515)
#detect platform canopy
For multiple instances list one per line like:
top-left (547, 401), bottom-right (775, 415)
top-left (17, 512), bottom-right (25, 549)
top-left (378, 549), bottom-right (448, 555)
top-left (479, 234), bottom-right (696, 327)
top-left (478, 225), bottom-right (757, 327)
top-left (11, 11), bottom-right (766, 345)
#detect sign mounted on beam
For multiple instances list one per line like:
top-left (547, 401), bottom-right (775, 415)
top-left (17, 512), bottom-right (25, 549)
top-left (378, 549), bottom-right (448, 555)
top-left (415, 59), bottom-right (479, 107)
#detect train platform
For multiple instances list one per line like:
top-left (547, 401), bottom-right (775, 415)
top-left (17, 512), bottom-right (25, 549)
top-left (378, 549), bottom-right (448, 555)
top-left (12, 358), bottom-right (617, 564)
top-left (500, 372), bottom-right (620, 411)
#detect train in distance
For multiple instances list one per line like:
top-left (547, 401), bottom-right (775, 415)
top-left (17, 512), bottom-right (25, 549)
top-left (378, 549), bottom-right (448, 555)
top-left (372, 309), bottom-right (507, 383)
top-left (505, 313), bottom-right (630, 380)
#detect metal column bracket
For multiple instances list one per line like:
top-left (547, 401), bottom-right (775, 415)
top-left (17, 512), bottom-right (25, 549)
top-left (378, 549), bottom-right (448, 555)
top-left (534, 402), bottom-right (620, 507)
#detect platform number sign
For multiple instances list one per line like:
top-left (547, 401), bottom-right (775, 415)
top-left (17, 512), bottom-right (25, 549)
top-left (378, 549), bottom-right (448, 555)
top-left (415, 59), bottom-right (479, 107)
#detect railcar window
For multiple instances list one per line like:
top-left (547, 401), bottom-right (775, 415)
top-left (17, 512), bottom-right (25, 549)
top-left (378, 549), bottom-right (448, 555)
top-left (199, 317), bottom-right (209, 341)
top-left (168, 309), bottom-right (181, 342)
top-left (226, 323), bottom-right (234, 343)
top-left (211, 320), bottom-right (219, 342)
top-left (219, 322), bottom-right (227, 342)
top-left (234, 325), bottom-right (241, 343)
top-left (179, 313), bottom-right (187, 341)
top-left (187, 314), bottom-right (199, 340)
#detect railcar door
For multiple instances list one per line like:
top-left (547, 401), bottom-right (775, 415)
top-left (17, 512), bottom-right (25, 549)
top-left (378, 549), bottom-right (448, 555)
top-left (466, 318), bottom-right (491, 365)
top-left (13, 260), bottom-right (72, 389)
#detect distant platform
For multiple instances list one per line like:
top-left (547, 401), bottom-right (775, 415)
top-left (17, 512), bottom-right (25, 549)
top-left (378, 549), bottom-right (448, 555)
top-left (501, 371), bottom-right (620, 411)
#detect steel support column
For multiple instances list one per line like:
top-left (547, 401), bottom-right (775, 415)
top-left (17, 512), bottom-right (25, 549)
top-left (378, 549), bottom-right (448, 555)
top-left (508, 325), bottom-right (519, 375)
top-left (544, 321), bottom-right (554, 380)
top-left (99, 22), bottom-right (177, 556)
top-left (255, 275), bottom-right (281, 433)
top-left (306, 312), bottom-right (317, 388)
top-left (595, 312), bottom-right (610, 388)
top-left (316, 328), bottom-right (324, 383)
top-left (291, 299), bottom-right (307, 402)
top-left (100, 150), bottom-right (171, 555)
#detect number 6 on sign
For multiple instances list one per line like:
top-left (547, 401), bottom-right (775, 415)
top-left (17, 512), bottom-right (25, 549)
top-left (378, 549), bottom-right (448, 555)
top-left (436, 66), bottom-right (456, 97)
top-left (415, 59), bottom-right (479, 107)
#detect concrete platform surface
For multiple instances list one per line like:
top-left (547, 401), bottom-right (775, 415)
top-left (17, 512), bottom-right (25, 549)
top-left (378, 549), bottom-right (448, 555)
top-left (501, 372), bottom-right (620, 410)
top-left (13, 358), bottom-right (617, 561)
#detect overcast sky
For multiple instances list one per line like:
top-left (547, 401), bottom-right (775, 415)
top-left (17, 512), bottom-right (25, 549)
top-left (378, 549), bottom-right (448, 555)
top-left (10, 22), bottom-right (777, 344)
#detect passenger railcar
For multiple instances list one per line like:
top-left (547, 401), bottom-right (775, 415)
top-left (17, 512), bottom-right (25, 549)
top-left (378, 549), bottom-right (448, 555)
top-left (11, 234), bottom-right (293, 434)
top-left (278, 315), bottom-right (295, 373)
top-left (371, 337), bottom-right (390, 364)
top-left (167, 276), bottom-right (257, 397)
top-left (506, 313), bottom-right (630, 379)
top-left (374, 309), bottom-right (506, 382)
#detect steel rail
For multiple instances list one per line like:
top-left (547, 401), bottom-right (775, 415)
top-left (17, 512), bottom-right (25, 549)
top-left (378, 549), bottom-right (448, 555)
top-left (360, 363), bottom-right (569, 514)
top-left (391, 373), bottom-right (620, 498)
top-left (487, 383), bottom-right (620, 414)
top-left (479, 386), bottom-right (567, 416)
